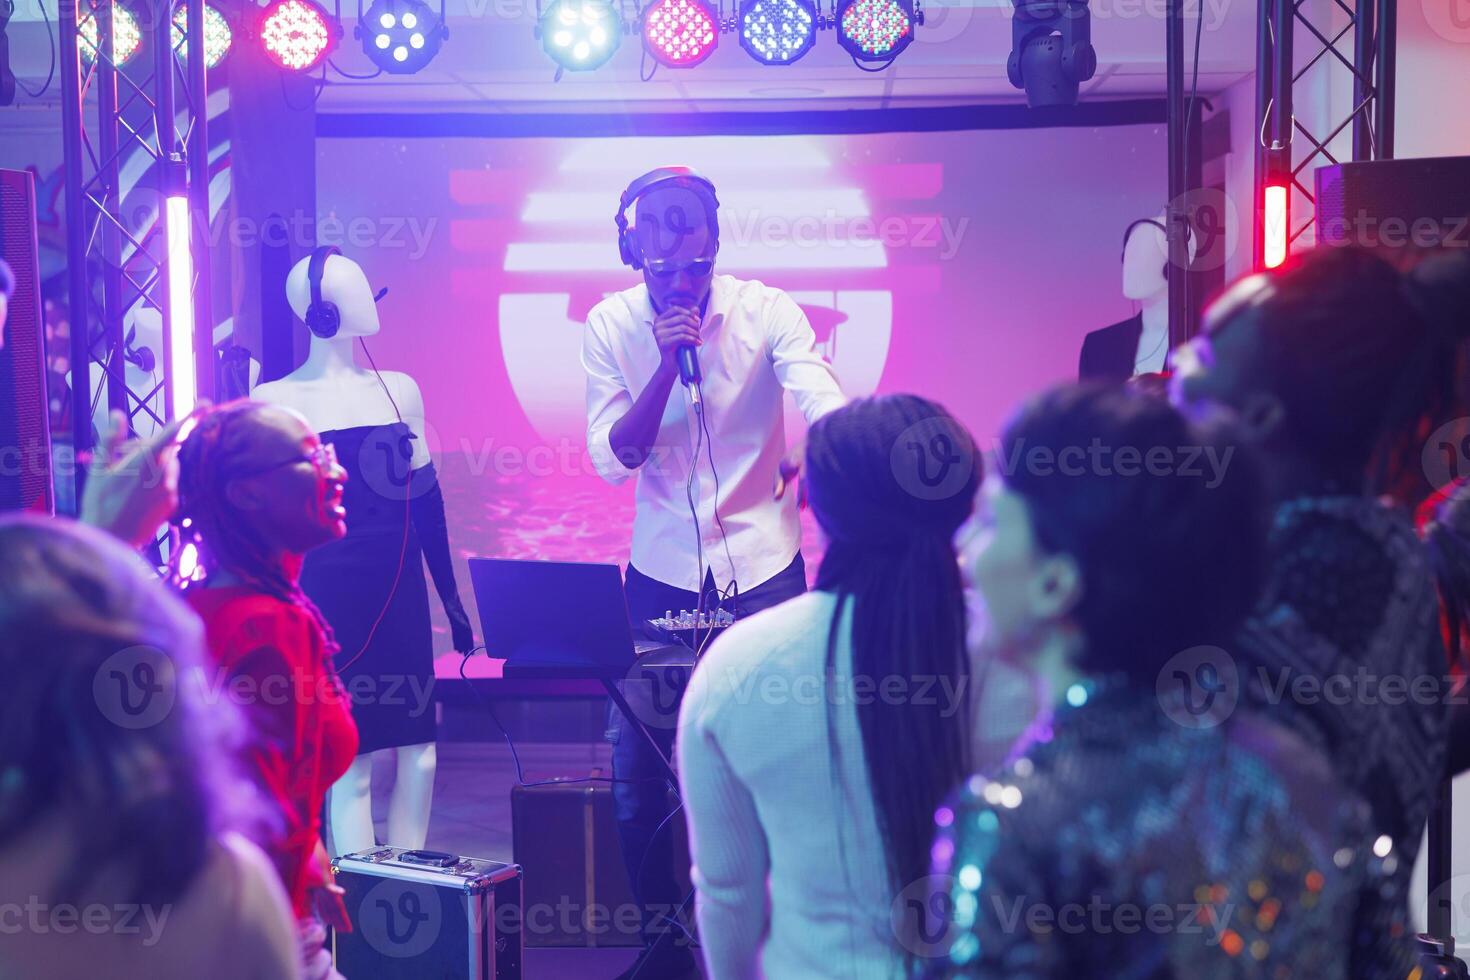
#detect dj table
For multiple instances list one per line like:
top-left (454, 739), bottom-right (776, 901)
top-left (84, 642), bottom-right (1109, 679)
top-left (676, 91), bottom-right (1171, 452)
top-left (499, 644), bottom-right (696, 788)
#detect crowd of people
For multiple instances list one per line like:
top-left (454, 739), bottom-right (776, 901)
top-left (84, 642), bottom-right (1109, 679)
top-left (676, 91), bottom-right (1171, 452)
top-left (2, 240), bottom-right (1470, 979)
top-left (673, 243), bottom-right (1470, 979)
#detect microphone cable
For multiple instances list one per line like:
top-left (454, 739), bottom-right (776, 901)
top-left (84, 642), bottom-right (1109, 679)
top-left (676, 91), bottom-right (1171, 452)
top-left (685, 390), bottom-right (709, 654)
top-left (686, 377), bottom-right (740, 658)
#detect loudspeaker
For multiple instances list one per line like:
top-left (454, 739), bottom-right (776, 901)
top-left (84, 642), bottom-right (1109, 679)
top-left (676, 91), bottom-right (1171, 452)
top-left (1315, 156), bottom-right (1470, 258)
top-left (510, 779), bottom-right (691, 948)
top-left (0, 167), bottom-right (53, 514)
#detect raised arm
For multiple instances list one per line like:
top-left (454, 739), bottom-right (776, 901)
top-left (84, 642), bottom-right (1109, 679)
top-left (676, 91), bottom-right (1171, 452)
top-left (582, 307), bottom-right (700, 479)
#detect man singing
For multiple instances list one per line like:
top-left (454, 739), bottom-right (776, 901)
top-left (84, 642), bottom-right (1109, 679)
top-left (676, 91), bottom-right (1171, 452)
top-left (582, 166), bottom-right (846, 979)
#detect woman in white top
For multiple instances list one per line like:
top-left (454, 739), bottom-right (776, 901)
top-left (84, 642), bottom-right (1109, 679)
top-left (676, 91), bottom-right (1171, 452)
top-left (0, 516), bottom-right (300, 979)
top-left (677, 394), bottom-right (980, 979)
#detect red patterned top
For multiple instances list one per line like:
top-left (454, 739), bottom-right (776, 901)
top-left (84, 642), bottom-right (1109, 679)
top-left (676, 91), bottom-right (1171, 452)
top-left (186, 586), bottom-right (359, 918)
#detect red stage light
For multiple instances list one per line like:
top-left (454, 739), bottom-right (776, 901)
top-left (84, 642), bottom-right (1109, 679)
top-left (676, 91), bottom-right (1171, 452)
top-left (642, 0), bottom-right (718, 67)
top-left (1263, 184), bottom-right (1288, 269)
top-left (260, 0), bottom-right (336, 71)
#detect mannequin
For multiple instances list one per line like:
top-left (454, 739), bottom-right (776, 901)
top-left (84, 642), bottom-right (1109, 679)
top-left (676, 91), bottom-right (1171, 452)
top-left (1079, 213), bottom-right (1196, 383)
top-left (91, 309), bottom-right (261, 442)
top-left (90, 305), bottom-right (164, 441)
top-left (252, 248), bottom-right (474, 856)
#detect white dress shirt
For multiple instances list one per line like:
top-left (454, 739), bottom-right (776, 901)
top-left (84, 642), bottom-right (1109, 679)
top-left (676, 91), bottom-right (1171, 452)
top-left (582, 274), bottom-right (845, 594)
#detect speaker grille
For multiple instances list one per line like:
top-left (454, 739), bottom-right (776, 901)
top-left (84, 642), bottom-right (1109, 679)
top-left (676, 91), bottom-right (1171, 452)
top-left (1315, 156), bottom-right (1470, 256)
top-left (0, 168), bottom-right (55, 513)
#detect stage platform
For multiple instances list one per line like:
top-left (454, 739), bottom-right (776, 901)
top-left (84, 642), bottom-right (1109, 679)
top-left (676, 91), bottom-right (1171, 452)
top-left (338, 724), bottom-right (707, 978)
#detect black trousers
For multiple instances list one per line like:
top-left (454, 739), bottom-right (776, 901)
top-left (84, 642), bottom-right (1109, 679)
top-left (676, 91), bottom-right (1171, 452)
top-left (610, 553), bottom-right (807, 958)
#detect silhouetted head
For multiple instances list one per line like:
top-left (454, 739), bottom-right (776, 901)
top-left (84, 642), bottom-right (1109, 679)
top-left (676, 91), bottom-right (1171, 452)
top-left (0, 515), bottom-right (260, 906)
top-left (1173, 245), bottom-right (1470, 504)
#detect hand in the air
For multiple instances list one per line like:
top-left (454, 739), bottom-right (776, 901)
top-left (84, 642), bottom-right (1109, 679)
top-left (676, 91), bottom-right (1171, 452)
top-left (80, 405), bottom-right (208, 549)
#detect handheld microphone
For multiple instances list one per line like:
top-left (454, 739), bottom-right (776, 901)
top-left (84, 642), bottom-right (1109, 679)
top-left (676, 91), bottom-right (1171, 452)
top-left (676, 344), bottom-right (703, 410)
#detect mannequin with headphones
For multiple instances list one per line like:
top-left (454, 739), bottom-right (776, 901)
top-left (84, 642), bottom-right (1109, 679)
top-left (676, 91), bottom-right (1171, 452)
top-left (1079, 212), bottom-right (1196, 383)
top-left (253, 246), bottom-right (474, 858)
top-left (86, 304), bottom-right (167, 445)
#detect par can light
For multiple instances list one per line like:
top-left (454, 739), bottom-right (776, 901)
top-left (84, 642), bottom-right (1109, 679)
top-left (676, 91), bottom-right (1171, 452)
top-left (260, 0), bottom-right (338, 72)
top-left (539, 0), bottom-right (622, 71)
top-left (359, 0), bottom-right (447, 73)
top-left (836, 0), bottom-right (916, 62)
top-left (642, 0), bottom-right (718, 67)
top-left (738, 0), bottom-right (816, 64)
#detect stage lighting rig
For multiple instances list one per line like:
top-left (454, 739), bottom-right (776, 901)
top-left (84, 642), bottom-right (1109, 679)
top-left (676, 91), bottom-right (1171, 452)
top-left (358, 0), bottom-right (446, 73)
top-left (259, 0), bottom-right (340, 71)
top-left (538, 0), bottom-right (622, 72)
top-left (1007, 0), bottom-right (1095, 107)
top-left (79, 2), bottom-right (144, 66)
top-left (835, 0), bottom-right (919, 64)
top-left (738, 0), bottom-right (816, 65)
top-left (642, 0), bottom-right (718, 67)
top-left (172, 3), bottom-right (233, 68)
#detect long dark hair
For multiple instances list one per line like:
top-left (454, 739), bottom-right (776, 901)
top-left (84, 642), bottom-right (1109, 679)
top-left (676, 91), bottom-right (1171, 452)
top-left (171, 399), bottom-right (338, 652)
top-left (805, 394), bottom-right (979, 961)
top-left (0, 516), bottom-right (261, 906)
top-left (1000, 384), bottom-right (1267, 682)
top-left (1232, 246), bottom-right (1470, 506)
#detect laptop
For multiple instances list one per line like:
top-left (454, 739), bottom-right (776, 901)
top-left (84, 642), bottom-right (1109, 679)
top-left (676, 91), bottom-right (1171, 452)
top-left (468, 558), bottom-right (675, 674)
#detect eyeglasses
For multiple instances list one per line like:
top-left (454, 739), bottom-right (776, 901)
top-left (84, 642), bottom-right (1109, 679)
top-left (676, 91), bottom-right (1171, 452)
top-left (645, 257), bottom-right (714, 279)
top-left (237, 442), bottom-right (339, 479)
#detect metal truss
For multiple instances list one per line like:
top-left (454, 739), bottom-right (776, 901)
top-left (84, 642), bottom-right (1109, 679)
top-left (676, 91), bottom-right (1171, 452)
top-left (1253, 0), bottom-right (1396, 266)
top-left (57, 0), bottom-right (213, 502)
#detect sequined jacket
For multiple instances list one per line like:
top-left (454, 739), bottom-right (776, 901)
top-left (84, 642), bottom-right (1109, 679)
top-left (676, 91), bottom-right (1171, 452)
top-left (927, 683), bottom-right (1417, 979)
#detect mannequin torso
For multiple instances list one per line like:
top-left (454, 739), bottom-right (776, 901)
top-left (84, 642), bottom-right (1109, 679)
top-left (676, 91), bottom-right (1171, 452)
top-left (1133, 292), bottom-right (1169, 375)
top-left (1078, 212), bottom-right (1195, 382)
top-left (253, 355), bottom-right (432, 469)
top-left (252, 251), bottom-right (460, 856)
top-left (1121, 215), bottom-right (1179, 377)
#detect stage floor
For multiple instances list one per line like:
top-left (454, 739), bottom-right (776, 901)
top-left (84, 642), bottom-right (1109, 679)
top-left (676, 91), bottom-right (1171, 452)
top-left (343, 737), bottom-right (708, 980)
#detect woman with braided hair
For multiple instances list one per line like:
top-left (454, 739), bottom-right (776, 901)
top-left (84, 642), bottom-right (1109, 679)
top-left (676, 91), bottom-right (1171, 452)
top-left (677, 394), bottom-right (979, 979)
top-left (173, 399), bottom-right (359, 980)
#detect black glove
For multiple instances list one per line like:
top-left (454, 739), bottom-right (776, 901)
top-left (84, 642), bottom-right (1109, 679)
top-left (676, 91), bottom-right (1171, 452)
top-left (408, 462), bottom-right (476, 654)
top-left (444, 593), bottom-right (475, 654)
